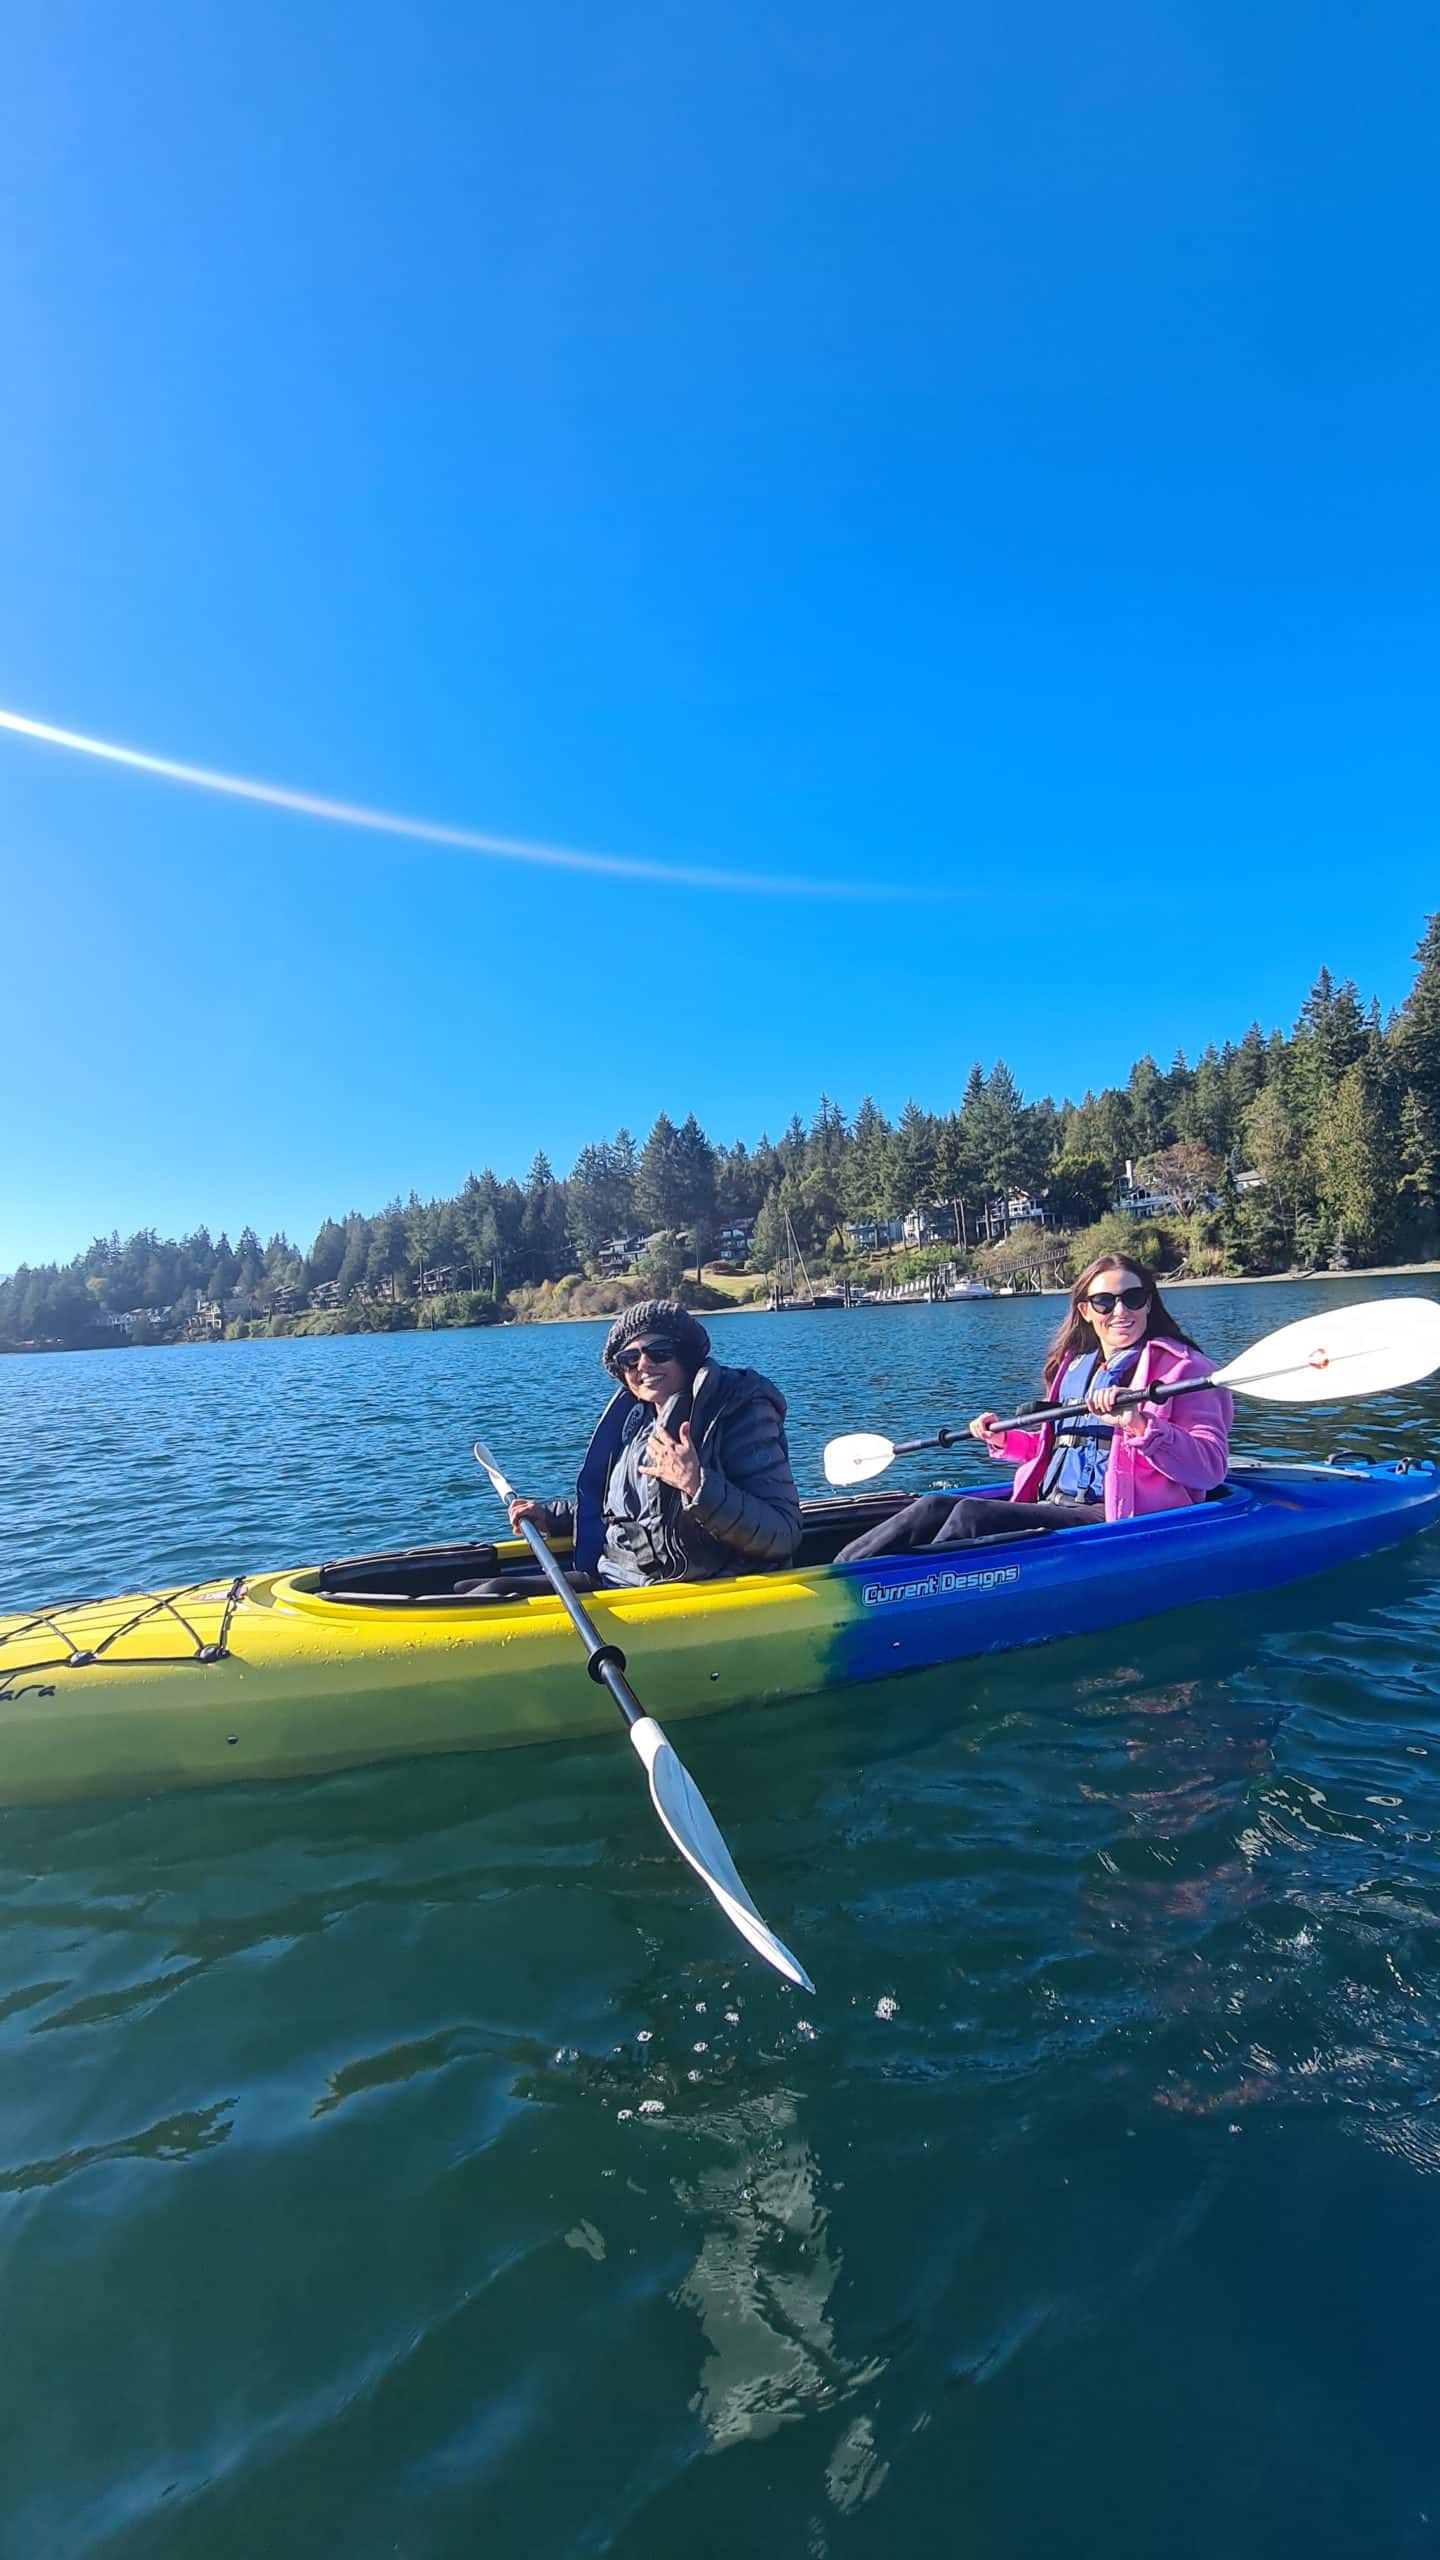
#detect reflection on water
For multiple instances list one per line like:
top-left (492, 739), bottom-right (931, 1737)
top-left (675, 2097), bottom-right (882, 2453)
top-left (2, 1283), bottom-right (1440, 2554)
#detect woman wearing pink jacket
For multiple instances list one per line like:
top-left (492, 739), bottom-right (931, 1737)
top-left (836, 1257), bottom-right (1232, 1561)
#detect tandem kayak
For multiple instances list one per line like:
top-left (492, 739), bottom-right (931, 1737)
top-left (0, 1458), bottom-right (1436, 1806)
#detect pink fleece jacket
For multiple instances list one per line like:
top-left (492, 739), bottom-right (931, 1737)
top-left (987, 1335), bottom-right (1233, 1521)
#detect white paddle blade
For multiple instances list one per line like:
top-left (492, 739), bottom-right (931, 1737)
top-left (472, 1440), bottom-right (517, 1506)
top-left (1215, 1295), bottom-right (1440, 1404)
top-left (823, 1431), bottom-right (897, 1487)
top-left (629, 1717), bottom-right (815, 1993)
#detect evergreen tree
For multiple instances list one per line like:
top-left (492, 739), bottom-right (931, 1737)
top-left (305, 1220), bottom-right (347, 1288)
top-left (206, 1233), bottom-right (240, 1300)
top-left (1242, 1086), bottom-right (1307, 1258)
top-left (1126, 1055), bottom-right (1169, 1157)
top-left (566, 1143), bottom-right (606, 1267)
top-left (336, 1214), bottom-right (373, 1299)
top-left (1227, 1025), bottom-right (1268, 1136)
top-left (1312, 1057), bottom-right (1391, 1263)
top-left (567, 1139), bottom-right (635, 1268)
top-left (454, 1173), bottom-right (502, 1291)
top-left (1027, 1094), bottom-right (1062, 1179)
top-left (1177, 1045), bottom-right (1233, 1157)
top-left (1064, 1086), bottom-right (1133, 1178)
top-left (843, 1097), bottom-right (893, 1219)
top-left (179, 1228), bottom-right (215, 1289)
top-left (715, 1139), bottom-right (764, 1223)
top-left (404, 1191), bottom-right (439, 1268)
top-left (637, 1232), bottom-right (686, 1295)
top-left (262, 1233), bottom-right (304, 1297)
top-left (636, 1112), bottom-right (686, 1233)
top-left (888, 1100), bottom-right (938, 1215)
top-left (750, 1131), bottom-right (786, 1202)
top-left (430, 1203), bottom-right (463, 1271)
top-left (495, 1177), bottom-right (527, 1275)
top-left (1163, 1050), bottom-right (1196, 1136)
top-left (1046, 1153), bottom-right (1113, 1226)
top-left (930, 1112), bottom-right (973, 1214)
top-left (520, 1154), bottom-right (568, 1279)
top-left (1392, 913), bottom-right (1440, 1241)
top-left (673, 1113), bottom-right (718, 1278)
top-left (1292, 967), bottom-right (1368, 1140)
top-left (974, 1062), bottom-right (1028, 1217)
top-left (809, 1093), bottom-right (847, 1166)
top-left (778, 1112), bottom-right (809, 1175)
top-left (234, 1227), bottom-right (265, 1295)
top-left (749, 1186), bottom-right (785, 1276)
top-left (364, 1206), bottom-right (411, 1297)
top-left (956, 1063), bottom-right (987, 1181)
top-left (790, 1145), bottom-right (843, 1259)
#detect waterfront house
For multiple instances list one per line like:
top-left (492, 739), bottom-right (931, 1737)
top-left (716, 1217), bottom-right (756, 1265)
top-left (842, 1217), bottom-right (903, 1251)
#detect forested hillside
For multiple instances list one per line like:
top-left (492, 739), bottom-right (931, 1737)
top-left (5, 919), bottom-right (1438, 1351)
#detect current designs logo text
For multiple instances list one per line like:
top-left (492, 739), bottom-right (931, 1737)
top-left (861, 1566), bottom-right (1020, 1605)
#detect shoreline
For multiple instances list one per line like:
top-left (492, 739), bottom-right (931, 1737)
top-left (702, 1261), bottom-right (1440, 1312)
top-left (317, 1259), bottom-right (1440, 1331)
top-left (8, 1261), bottom-right (1438, 1358)
top-left (1161, 1260), bottom-right (1440, 1289)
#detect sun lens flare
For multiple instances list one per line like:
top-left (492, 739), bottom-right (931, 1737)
top-left (0, 706), bottom-right (948, 904)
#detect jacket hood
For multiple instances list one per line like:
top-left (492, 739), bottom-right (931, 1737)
top-left (680, 1362), bottom-right (788, 1428)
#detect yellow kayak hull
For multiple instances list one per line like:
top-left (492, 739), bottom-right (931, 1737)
top-left (5, 1463), bottom-right (1435, 1805)
top-left (0, 1546), bottom-right (847, 1804)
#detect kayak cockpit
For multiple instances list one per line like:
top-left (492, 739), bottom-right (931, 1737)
top-left (312, 1485), bottom-right (1259, 1607)
top-left (315, 1490), bottom-right (939, 1604)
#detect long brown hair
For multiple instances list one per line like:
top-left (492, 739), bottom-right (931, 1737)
top-left (1041, 1256), bottom-right (1203, 1392)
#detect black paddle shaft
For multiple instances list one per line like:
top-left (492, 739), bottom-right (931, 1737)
top-left (892, 1372), bottom-right (1216, 1459)
top-left (511, 1516), bottom-right (646, 1731)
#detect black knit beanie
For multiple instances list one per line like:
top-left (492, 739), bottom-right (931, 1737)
top-left (602, 1298), bottom-right (711, 1381)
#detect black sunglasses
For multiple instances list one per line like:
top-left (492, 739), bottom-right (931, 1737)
top-left (1083, 1286), bottom-right (1150, 1315)
top-left (617, 1338), bottom-right (680, 1371)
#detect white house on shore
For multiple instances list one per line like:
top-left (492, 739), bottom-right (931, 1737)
top-left (843, 1216), bottom-right (903, 1251)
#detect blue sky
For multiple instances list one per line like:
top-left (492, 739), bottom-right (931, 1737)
top-left (3, 0), bottom-right (1437, 1267)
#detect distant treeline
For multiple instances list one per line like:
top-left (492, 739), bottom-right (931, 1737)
top-left (4, 916), bottom-right (1439, 1352)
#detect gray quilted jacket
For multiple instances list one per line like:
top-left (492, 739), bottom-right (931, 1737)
top-left (546, 1361), bottom-right (802, 1582)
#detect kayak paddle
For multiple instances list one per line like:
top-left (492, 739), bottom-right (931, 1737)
top-left (824, 1295), bottom-right (1440, 1487)
top-left (472, 1440), bottom-right (814, 1994)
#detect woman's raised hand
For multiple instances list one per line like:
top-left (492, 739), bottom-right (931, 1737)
top-left (638, 1417), bottom-right (703, 1500)
top-left (968, 1411), bottom-right (1001, 1442)
top-left (507, 1496), bottom-right (550, 1534)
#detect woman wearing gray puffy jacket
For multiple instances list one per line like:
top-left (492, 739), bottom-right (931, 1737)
top-left (506, 1300), bottom-right (802, 1588)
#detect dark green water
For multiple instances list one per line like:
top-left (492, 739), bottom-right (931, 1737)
top-left (3, 1285), bottom-right (1440, 2557)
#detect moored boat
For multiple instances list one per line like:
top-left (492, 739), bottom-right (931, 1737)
top-left (766, 1209), bottom-right (848, 1308)
top-left (0, 1459), bottom-right (1435, 1805)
